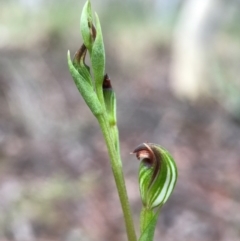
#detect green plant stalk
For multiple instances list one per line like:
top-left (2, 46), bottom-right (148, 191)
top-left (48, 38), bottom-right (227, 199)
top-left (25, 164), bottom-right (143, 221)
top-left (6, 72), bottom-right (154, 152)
top-left (140, 207), bottom-right (154, 234)
top-left (110, 123), bottom-right (120, 156)
top-left (139, 207), bottom-right (160, 241)
top-left (96, 87), bottom-right (105, 110)
top-left (97, 113), bottom-right (137, 241)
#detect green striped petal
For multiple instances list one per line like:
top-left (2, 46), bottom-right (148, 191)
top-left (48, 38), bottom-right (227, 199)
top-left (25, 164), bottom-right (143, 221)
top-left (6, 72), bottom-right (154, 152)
top-left (133, 143), bottom-right (178, 209)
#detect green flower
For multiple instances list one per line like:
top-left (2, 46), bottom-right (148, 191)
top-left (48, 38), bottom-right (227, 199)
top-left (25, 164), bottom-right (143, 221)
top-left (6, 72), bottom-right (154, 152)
top-left (133, 143), bottom-right (178, 209)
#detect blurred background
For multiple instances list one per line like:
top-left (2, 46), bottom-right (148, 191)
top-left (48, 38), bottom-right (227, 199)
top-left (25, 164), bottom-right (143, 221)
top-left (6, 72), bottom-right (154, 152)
top-left (0, 0), bottom-right (240, 240)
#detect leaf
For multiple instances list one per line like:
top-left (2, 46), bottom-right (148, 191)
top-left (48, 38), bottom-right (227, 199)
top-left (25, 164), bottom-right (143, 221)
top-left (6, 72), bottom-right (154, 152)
top-left (91, 13), bottom-right (105, 104)
top-left (68, 50), bottom-right (103, 116)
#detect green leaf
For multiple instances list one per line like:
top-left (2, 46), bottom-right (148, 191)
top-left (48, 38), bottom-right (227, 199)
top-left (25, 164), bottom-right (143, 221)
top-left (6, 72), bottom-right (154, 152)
top-left (68, 50), bottom-right (103, 116)
top-left (91, 13), bottom-right (105, 105)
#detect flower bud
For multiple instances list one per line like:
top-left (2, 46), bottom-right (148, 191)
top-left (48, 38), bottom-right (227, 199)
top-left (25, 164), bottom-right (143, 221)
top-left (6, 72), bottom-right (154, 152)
top-left (80, 0), bottom-right (95, 51)
top-left (133, 143), bottom-right (178, 209)
top-left (102, 74), bottom-right (116, 127)
top-left (80, 1), bottom-right (105, 106)
top-left (103, 74), bottom-right (119, 152)
top-left (91, 13), bottom-right (105, 104)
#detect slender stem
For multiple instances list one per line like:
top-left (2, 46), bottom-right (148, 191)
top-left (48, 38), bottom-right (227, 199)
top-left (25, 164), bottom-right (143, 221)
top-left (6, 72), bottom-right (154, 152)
top-left (96, 86), bottom-right (105, 109)
top-left (140, 207), bottom-right (154, 234)
top-left (97, 113), bottom-right (137, 241)
top-left (139, 207), bottom-right (161, 241)
top-left (110, 124), bottom-right (120, 156)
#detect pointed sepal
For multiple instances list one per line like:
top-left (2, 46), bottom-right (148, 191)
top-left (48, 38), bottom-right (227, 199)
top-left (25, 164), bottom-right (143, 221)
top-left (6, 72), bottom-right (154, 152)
top-left (68, 50), bottom-right (103, 116)
top-left (91, 13), bottom-right (105, 104)
top-left (102, 74), bottom-right (117, 126)
top-left (80, 0), bottom-right (95, 51)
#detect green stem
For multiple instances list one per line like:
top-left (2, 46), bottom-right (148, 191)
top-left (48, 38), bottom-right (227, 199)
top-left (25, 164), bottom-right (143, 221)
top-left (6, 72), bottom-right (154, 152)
top-left (97, 113), bottom-right (137, 241)
top-left (96, 86), bottom-right (105, 108)
top-left (110, 124), bottom-right (120, 156)
top-left (139, 207), bottom-right (161, 241)
top-left (140, 207), bottom-right (154, 234)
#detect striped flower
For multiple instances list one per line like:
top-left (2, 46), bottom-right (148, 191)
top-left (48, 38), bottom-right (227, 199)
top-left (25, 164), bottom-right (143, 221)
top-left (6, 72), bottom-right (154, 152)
top-left (133, 143), bottom-right (178, 209)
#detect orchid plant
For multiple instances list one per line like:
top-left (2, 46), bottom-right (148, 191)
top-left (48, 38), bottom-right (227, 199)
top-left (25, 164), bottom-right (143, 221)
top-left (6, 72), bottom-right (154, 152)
top-left (67, 1), bottom-right (178, 241)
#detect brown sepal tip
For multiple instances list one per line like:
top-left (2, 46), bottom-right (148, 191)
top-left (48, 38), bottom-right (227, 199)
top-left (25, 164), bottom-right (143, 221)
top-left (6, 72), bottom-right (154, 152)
top-left (74, 44), bottom-right (87, 63)
top-left (103, 74), bottom-right (112, 89)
